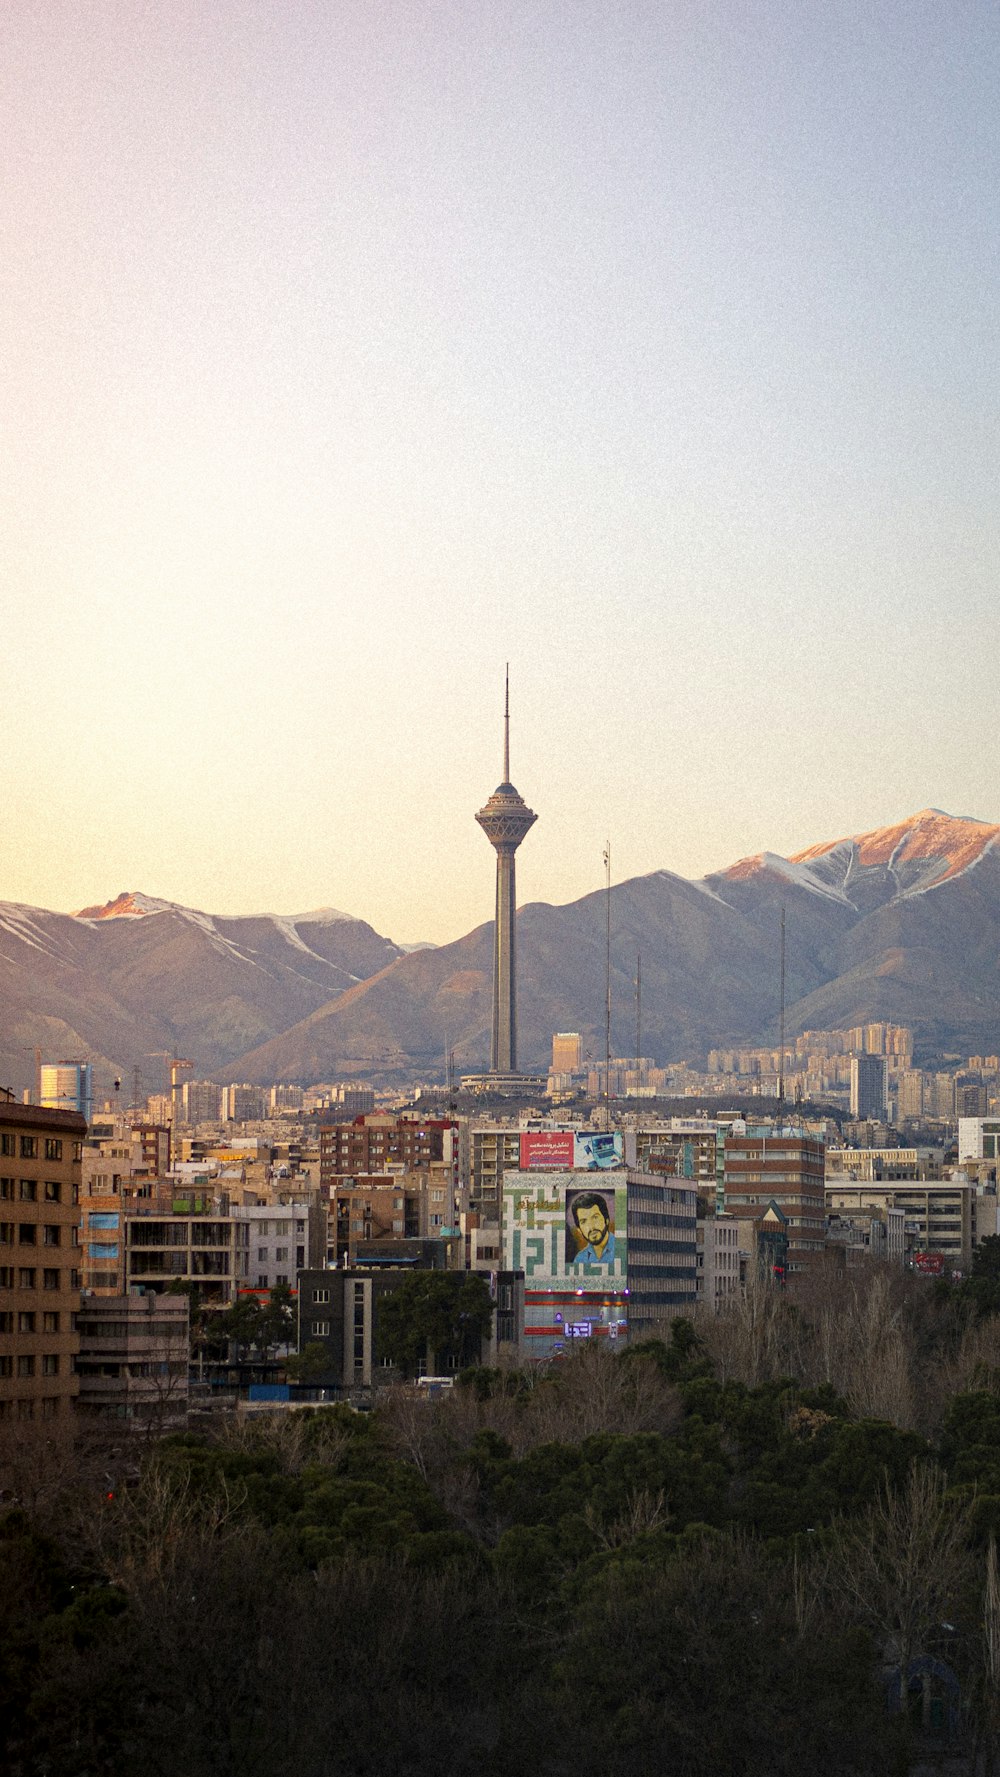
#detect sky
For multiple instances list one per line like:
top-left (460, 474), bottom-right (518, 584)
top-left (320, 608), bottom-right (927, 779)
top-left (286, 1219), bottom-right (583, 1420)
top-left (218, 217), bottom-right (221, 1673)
top-left (2, 1), bottom-right (999, 945)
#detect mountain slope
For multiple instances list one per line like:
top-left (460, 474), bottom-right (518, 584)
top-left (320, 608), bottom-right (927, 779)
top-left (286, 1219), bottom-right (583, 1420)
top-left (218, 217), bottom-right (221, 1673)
top-left (0, 895), bottom-right (402, 1095)
top-left (227, 810), bottom-right (1000, 1082)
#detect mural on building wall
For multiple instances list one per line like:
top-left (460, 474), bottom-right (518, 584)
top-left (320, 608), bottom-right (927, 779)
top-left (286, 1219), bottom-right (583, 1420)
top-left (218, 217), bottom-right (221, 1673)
top-left (503, 1172), bottom-right (627, 1284)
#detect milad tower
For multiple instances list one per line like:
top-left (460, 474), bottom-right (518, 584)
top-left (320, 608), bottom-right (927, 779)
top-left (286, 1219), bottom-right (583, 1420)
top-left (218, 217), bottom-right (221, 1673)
top-left (475, 674), bottom-right (537, 1075)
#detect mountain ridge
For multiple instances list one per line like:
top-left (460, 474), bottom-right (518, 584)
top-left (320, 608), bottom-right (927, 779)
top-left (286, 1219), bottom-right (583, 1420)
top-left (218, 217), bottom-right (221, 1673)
top-left (2, 809), bottom-right (998, 1092)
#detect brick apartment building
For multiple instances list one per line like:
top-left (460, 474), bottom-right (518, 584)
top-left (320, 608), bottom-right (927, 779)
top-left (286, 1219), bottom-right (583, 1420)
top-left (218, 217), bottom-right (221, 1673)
top-left (723, 1129), bottom-right (826, 1282)
top-left (0, 1098), bottom-right (86, 1424)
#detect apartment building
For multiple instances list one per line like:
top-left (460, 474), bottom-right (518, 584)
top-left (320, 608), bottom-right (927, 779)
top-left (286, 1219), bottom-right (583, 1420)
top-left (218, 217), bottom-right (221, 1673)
top-left (0, 1098), bottom-right (86, 1424)
top-left (75, 1291), bottom-right (189, 1428)
top-left (723, 1130), bottom-right (826, 1281)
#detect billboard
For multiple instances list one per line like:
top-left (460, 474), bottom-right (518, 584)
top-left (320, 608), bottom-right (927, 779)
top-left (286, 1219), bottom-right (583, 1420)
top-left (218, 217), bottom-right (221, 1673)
top-left (503, 1172), bottom-right (627, 1285)
top-left (520, 1131), bottom-right (575, 1170)
top-left (518, 1131), bottom-right (623, 1171)
top-left (912, 1252), bottom-right (945, 1276)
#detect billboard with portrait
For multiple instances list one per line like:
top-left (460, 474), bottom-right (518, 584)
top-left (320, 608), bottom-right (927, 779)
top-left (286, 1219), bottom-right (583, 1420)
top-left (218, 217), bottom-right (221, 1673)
top-left (503, 1171), bottom-right (627, 1285)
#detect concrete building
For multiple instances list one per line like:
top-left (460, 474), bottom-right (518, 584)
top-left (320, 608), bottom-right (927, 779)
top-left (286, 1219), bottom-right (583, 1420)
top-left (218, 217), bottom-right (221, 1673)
top-left (850, 1054), bottom-right (887, 1120)
top-left (826, 1180), bottom-right (974, 1268)
top-left (501, 1158), bottom-right (697, 1358)
top-left (475, 674), bottom-right (537, 1075)
top-left (697, 1213), bottom-right (740, 1312)
top-left (124, 1193), bottom-right (240, 1306)
top-left (235, 1201), bottom-right (326, 1290)
top-left (0, 1098), bottom-right (86, 1424)
top-left (959, 1118), bottom-right (1000, 1164)
top-left (75, 1291), bottom-right (189, 1427)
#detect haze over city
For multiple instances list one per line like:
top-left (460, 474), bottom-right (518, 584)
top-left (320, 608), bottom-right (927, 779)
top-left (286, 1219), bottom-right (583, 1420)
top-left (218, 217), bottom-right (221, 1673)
top-left (3, 3), bottom-right (999, 944)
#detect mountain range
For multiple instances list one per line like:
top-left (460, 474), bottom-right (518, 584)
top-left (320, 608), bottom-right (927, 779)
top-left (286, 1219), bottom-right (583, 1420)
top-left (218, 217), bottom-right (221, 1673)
top-left (1, 810), bottom-right (997, 1094)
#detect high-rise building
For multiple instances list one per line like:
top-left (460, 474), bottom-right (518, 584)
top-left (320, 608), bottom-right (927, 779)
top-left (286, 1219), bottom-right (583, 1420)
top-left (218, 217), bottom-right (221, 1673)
top-left (850, 1054), bottom-right (887, 1119)
top-left (475, 675), bottom-right (537, 1074)
top-left (552, 1033), bottom-right (582, 1073)
top-left (723, 1128), bottom-right (826, 1281)
top-left (39, 1061), bottom-right (92, 1124)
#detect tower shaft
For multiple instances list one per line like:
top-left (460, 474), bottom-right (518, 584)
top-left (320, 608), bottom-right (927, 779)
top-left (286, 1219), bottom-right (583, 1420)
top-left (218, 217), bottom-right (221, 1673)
top-left (492, 846), bottom-right (518, 1072)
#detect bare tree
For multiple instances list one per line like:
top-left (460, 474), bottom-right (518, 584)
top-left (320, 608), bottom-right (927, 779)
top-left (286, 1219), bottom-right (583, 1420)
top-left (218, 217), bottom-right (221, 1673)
top-left (831, 1460), bottom-right (974, 1711)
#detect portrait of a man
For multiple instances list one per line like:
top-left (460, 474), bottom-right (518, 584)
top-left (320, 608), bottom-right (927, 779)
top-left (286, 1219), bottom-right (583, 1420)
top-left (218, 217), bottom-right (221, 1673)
top-left (566, 1189), bottom-right (616, 1266)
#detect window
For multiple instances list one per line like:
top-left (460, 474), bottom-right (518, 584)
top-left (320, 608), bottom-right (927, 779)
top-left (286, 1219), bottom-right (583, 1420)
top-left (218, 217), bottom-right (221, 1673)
top-left (41, 1355), bottom-right (59, 1377)
top-left (313, 1320), bottom-right (330, 1336)
top-left (40, 1398), bottom-right (58, 1420)
top-left (275, 1247), bottom-right (288, 1262)
top-left (43, 1270), bottom-right (60, 1291)
top-left (276, 1274), bottom-right (288, 1286)
top-left (257, 1247), bottom-right (268, 1262)
top-left (18, 1226), bottom-right (36, 1245)
top-left (0, 1312), bottom-right (11, 1332)
top-left (0, 1179), bottom-right (12, 1200)
top-left (0, 1224), bottom-right (12, 1245)
top-left (0, 1133), bottom-right (14, 1156)
top-left (17, 1312), bottom-right (35, 1333)
top-left (20, 1137), bottom-right (37, 1159)
top-left (44, 1138), bottom-right (62, 1161)
top-left (0, 1357), bottom-right (10, 1377)
top-left (42, 1312), bottom-right (59, 1333)
top-left (312, 1288), bottom-right (330, 1303)
top-left (43, 1226), bottom-right (60, 1247)
top-left (44, 1181), bottom-right (61, 1203)
top-left (18, 1269), bottom-right (35, 1289)
top-left (19, 1180), bottom-right (37, 1202)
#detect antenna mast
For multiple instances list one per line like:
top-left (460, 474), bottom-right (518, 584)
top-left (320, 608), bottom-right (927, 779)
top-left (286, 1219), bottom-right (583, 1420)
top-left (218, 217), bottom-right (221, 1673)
top-left (503, 662), bottom-right (510, 780)
top-left (604, 841), bottom-right (612, 1131)
top-left (635, 950), bottom-right (641, 1099)
top-left (778, 904), bottom-right (786, 1123)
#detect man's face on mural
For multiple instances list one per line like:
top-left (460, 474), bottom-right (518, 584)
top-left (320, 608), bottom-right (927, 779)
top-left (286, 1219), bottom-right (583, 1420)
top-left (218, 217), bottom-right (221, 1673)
top-left (576, 1201), bottom-right (610, 1253)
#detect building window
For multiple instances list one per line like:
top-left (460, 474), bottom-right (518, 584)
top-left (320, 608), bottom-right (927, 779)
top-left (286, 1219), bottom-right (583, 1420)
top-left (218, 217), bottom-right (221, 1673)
top-left (20, 1137), bottom-right (37, 1159)
top-left (257, 1248), bottom-right (268, 1262)
top-left (42, 1312), bottom-right (59, 1333)
top-left (312, 1288), bottom-right (330, 1304)
top-left (19, 1180), bottom-right (37, 1202)
top-left (17, 1312), bottom-right (35, 1334)
top-left (44, 1139), bottom-right (63, 1161)
top-left (43, 1270), bottom-right (60, 1291)
top-left (18, 1226), bottom-right (36, 1246)
top-left (313, 1320), bottom-right (330, 1336)
top-left (0, 1134), bottom-right (14, 1156)
top-left (44, 1181), bottom-right (61, 1203)
top-left (0, 1179), bottom-right (12, 1201)
top-left (0, 1357), bottom-right (10, 1378)
top-left (0, 1225), bottom-right (12, 1245)
top-left (41, 1355), bottom-right (58, 1376)
top-left (0, 1312), bottom-right (11, 1332)
top-left (43, 1226), bottom-right (60, 1247)
top-left (275, 1247), bottom-right (288, 1262)
top-left (18, 1269), bottom-right (36, 1290)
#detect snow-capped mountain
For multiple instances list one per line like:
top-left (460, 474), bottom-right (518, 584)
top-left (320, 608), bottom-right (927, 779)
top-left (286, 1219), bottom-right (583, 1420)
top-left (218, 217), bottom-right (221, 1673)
top-left (3, 810), bottom-right (998, 1092)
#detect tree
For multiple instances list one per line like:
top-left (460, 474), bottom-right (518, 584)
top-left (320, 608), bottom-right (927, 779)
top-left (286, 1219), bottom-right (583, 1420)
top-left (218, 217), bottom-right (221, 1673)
top-left (376, 1273), bottom-right (493, 1376)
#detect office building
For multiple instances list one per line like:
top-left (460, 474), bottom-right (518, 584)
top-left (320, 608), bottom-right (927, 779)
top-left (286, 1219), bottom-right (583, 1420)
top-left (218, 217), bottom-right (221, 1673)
top-left (39, 1061), bottom-right (93, 1124)
top-left (850, 1054), bottom-right (887, 1120)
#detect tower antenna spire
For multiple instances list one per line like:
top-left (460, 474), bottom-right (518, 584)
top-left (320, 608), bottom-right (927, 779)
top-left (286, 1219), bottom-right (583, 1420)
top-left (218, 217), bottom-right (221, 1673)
top-left (504, 663), bottom-right (510, 781)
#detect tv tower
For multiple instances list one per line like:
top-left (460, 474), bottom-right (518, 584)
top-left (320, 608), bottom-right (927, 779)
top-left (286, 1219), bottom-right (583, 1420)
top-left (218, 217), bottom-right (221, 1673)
top-left (475, 670), bottom-right (537, 1074)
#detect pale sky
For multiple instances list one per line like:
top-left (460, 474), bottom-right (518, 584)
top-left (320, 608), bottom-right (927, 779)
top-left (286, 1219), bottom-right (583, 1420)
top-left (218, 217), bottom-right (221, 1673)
top-left (2, 2), bottom-right (998, 945)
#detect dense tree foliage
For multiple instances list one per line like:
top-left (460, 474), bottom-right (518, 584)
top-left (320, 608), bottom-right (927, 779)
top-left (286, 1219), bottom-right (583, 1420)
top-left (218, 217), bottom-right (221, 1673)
top-left (4, 1266), bottom-right (1000, 1774)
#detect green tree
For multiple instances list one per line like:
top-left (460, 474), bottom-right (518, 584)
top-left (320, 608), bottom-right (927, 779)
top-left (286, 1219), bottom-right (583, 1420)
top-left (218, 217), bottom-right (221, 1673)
top-left (376, 1273), bottom-right (493, 1376)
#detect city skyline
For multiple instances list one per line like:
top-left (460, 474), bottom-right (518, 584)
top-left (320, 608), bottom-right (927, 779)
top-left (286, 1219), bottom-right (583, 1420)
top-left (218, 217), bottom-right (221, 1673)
top-left (3, 6), bottom-right (1000, 943)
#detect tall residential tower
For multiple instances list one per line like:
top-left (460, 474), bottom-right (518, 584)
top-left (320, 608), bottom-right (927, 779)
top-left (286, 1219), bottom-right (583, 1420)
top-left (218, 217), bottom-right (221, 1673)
top-left (476, 675), bottom-right (537, 1074)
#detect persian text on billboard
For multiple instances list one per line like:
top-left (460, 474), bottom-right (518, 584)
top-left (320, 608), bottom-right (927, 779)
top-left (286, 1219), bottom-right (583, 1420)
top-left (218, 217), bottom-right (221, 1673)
top-left (519, 1131), bottom-right (575, 1169)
